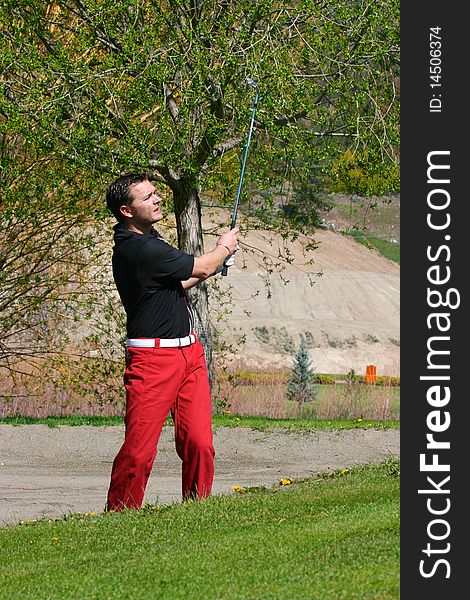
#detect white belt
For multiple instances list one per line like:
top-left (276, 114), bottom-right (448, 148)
top-left (126, 334), bottom-right (196, 348)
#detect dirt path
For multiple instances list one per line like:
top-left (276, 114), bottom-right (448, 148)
top-left (0, 424), bottom-right (399, 527)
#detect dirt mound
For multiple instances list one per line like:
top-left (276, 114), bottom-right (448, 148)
top-left (210, 219), bottom-right (399, 377)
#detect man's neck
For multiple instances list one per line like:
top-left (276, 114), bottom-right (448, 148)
top-left (126, 223), bottom-right (152, 235)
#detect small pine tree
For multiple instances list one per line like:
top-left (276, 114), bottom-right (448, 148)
top-left (287, 337), bottom-right (317, 410)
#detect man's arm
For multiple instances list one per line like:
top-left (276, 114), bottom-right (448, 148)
top-left (181, 256), bottom-right (229, 289)
top-left (181, 276), bottom-right (206, 290)
top-left (184, 228), bottom-right (239, 283)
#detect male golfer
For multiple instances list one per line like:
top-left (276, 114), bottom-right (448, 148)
top-left (105, 172), bottom-right (239, 510)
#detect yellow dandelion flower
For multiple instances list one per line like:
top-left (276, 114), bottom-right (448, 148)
top-left (280, 478), bottom-right (292, 486)
top-left (231, 485), bottom-right (246, 493)
top-left (340, 469), bottom-right (348, 475)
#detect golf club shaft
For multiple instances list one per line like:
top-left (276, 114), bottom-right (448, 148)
top-left (222, 88), bottom-right (259, 276)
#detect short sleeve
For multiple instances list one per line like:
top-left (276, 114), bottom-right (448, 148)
top-left (139, 236), bottom-right (194, 283)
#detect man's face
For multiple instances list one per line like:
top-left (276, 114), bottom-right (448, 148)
top-left (122, 179), bottom-right (163, 226)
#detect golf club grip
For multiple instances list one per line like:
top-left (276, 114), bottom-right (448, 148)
top-left (221, 221), bottom-right (237, 277)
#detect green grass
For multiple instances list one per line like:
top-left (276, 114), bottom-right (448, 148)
top-left (0, 415), bottom-right (125, 427)
top-left (0, 414), bottom-right (399, 430)
top-left (0, 461), bottom-right (400, 599)
top-left (349, 230), bottom-right (400, 264)
top-left (213, 414), bottom-right (399, 431)
top-left (218, 371), bottom-right (400, 386)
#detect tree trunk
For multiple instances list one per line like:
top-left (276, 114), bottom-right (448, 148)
top-left (173, 178), bottom-right (214, 390)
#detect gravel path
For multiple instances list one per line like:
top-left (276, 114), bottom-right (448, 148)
top-left (0, 424), bottom-right (399, 527)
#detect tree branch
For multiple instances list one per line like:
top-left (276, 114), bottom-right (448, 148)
top-left (164, 84), bottom-right (180, 122)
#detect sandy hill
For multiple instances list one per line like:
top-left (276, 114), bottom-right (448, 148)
top-left (209, 218), bottom-right (399, 377)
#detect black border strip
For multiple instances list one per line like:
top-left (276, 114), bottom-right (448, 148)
top-left (401, 3), bottom-right (466, 596)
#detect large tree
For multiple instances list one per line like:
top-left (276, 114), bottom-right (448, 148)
top-left (0, 0), bottom-right (399, 390)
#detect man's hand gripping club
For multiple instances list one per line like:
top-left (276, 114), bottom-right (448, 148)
top-left (217, 227), bottom-right (239, 274)
top-left (187, 227), bottom-right (239, 284)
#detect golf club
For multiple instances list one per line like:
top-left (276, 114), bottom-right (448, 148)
top-left (221, 77), bottom-right (260, 276)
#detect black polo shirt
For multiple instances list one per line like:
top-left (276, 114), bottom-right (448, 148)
top-left (112, 224), bottom-right (195, 338)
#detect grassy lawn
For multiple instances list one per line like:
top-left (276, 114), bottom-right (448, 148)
top-left (349, 230), bottom-right (400, 264)
top-left (0, 413), bottom-right (399, 430)
top-left (0, 461), bottom-right (399, 599)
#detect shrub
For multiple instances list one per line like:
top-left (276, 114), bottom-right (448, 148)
top-left (287, 338), bottom-right (317, 412)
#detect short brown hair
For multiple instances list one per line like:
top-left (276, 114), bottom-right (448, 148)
top-left (106, 173), bottom-right (148, 223)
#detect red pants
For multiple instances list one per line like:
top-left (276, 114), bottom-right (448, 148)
top-left (106, 339), bottom-right (214, 511)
